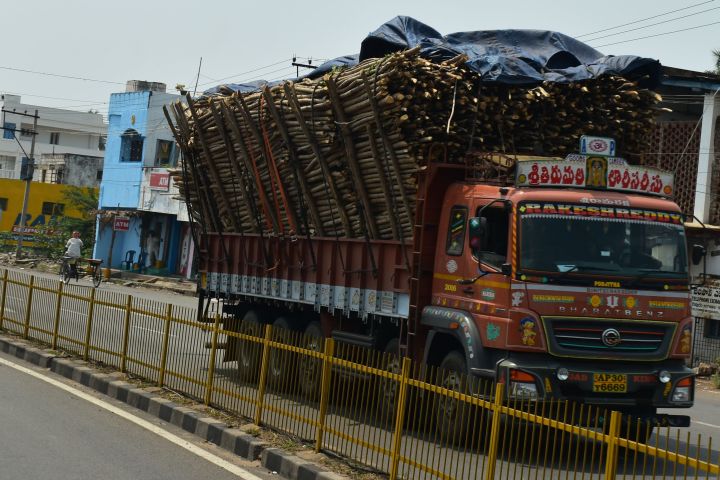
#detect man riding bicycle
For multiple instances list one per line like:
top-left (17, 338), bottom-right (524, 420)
top-left (64, 231), bottom-right (84, 278)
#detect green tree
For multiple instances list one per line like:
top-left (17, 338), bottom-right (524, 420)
top-left (712, 49), bottom-right (720, 74)
top-left (29, 187), bottom-right (99, 258)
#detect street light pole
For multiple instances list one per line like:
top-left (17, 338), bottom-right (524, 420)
top-left (16, 109), bottom-right (39, 259)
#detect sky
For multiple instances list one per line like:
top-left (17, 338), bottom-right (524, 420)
top-left (2, 0), bottom-right (719, 122)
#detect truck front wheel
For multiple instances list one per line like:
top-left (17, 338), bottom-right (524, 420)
top-left (435, 350), bottom-right (470, 444)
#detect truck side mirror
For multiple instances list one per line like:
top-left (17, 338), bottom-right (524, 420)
top-left (691, 244), bottom-right (706, 266)
top-left (468, 217), bottom-right (487, 258)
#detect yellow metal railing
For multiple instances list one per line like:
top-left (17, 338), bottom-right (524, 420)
top-left (0, 268), bottom-right (718, 479)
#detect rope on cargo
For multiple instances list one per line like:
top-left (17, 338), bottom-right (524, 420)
top-left (312, 81), bottom-right (346, 273)
top-left (260, 92), bottom-right (298, 240)
top-left (277, 88), bottom-right (317, 270)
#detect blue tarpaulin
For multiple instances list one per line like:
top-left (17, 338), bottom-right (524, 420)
top-left (206, 16), bottom-right (661, 95)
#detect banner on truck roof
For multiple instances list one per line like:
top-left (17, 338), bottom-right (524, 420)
top-left (515, 155), bottom-right (674, 197)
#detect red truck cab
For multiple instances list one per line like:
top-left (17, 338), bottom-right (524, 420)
top-left (421, 154), bottom-right (695, 431)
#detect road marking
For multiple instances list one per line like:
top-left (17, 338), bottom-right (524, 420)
top-left (693, 420), bottom-right (720, 430)
top-left (0, 356), bottom-right (264, 480)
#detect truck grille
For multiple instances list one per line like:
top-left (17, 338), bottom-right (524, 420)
top-left (543, 317), bottom-right (676, 360)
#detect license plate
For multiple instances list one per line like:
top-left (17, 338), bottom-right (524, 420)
top-left (592, 373), bottom-right (627, 393)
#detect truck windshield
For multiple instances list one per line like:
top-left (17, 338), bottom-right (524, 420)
top-left (518, 203), bottom-right (687, 282)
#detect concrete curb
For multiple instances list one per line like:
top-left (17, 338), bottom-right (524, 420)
top-left (0, 335), bottom-right (347, 480)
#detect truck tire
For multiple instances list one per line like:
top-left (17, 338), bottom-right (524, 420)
top-left (435, 350), bottom-right (471, 445)
top-left (379, 338), bottom-right (401, 421)
top-left (298, 321), bottom-right (323, 399)
top-left (267, 316), bottom-right (295, 392)
top-left (237, 310), bottom-right (263, 383)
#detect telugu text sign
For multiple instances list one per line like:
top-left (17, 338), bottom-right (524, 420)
top-left (691, 283), bottom-right (720, 318)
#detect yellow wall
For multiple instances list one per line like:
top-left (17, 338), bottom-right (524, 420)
top-left (0, 179), bottom-right (95, 243)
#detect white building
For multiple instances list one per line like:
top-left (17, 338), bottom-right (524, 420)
top-left (0, 94), bottom-right (106, 179)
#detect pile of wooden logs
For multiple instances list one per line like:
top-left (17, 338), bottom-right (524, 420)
top-left (166, 48), bottom-right (663, 241)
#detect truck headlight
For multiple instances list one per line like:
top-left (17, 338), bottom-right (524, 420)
top-left (509, 369), bottom-right (538, 399)
top-left (671, 377), bottom-right (693, 402)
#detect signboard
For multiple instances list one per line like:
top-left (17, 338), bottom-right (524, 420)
top-left (580, 135), bottom-right (616, 157)
top-left (113, 216), bottom-right (130, 231)
top-left (516, 155), bottom-right (674, 197)
top-left (692, 281), bottom-right (720, 319)
top-left (149, 172), bottom-right (170, 191)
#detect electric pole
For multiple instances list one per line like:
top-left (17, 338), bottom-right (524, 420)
top-left (9, 109), bottom-right (39, 259)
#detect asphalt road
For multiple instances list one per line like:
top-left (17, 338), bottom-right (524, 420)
top-left (0, 351), bottom-right (274, 480)
top-left (2, 265), bottom-right (720, 478)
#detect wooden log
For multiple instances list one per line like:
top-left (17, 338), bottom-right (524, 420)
top-left (172, 101), bottom-right (223, 233)
top-left (326, 76), bottom-right (379, 239)
top-left (261, 87), bottom-right (325, 237)
top-left (361, 71), bottom-right (414, 229)
top-left (208, 99), bottom-right (256, 234)
top-left (283, 81), bottom-right (353, 236)
top-left (231, 94), bottom-right (281, 233)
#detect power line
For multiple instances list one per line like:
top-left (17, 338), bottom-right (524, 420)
top-left (591, 20), bottom-right (720, 48)
top-left (584, 6), bottom-right (720, 43)
top-left (0, 65), bottom-right (124, 85)
top-left (576, 0), bottom-right (715, 37)
top-left (1, 91), bottom-right (109, 105)
top-left (197, 58), bottom-right (294, 87)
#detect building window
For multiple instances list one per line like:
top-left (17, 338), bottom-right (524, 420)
top-left (20, 123), bottom-right (33, 139)
top-left (705, 319), bottom-right (720, 339)
top-left (99, 135), bottom-right (107, 151)
top-left (96, 170), bottom-right (103, 180)
top-left (41, 202), bottom-right (64, 216)
top-left (445, 206), bottom-right (468, 256)
top-left (49, 132), bottom-right (60, 145)
top-left (0, 198), bottom-right (7, 211)
top-left (3, 122), bottom-right (16, 140)
top-left (155, 139), bottom-right (175, 166)
top-left (0, 155), bottom-right (15, 171)
top-left (120, 129), bottom-right (144, 162)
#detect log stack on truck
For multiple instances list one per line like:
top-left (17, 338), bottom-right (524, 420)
top-left (165, 17), bottom-right (700, 440)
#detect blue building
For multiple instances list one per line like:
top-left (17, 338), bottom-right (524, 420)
top-left (94, 81), bottom-right (194, 278)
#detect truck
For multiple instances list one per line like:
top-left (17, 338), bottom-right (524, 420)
top-left (166, 20), bottom-right (700, 441)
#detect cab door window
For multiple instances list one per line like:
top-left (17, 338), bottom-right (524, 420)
top-left (476, 206), bottom-right (509, 269)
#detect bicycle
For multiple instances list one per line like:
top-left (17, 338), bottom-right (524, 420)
top-left (61, 256), bottom-right (103, 288)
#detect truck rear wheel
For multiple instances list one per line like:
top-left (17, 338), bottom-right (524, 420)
top-left (435, 350), bottom-right (471, 444)
top-left (298, 322), bottom-right (324, 399)
top-left (237, 310), bottom-right (263, 383)
top-left (267, 316), bottom-right (295, 392)
top-left (378, 338), bottom-right (401, 421)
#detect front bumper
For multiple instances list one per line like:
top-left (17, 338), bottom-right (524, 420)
top-left (497, 353), bottom-right (694, 410)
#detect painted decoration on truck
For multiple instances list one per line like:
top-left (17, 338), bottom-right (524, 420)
top-left (207, 272), bottom-right (408, 319)
top-left (519, 317), bottom-right (537, 346)
top-left (516, 154), bottom-right (674, 197)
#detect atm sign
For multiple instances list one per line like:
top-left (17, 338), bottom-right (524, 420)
top-left (113, 216), bottom-right (130, 231)
top-left (150, 172), bottom-right (170, 191)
